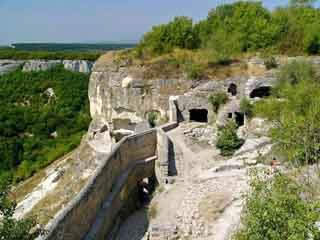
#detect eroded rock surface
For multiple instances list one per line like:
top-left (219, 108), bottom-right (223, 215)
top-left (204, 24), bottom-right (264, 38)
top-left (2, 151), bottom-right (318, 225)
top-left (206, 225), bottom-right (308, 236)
top-left (0, 59), bottom-right (93, 74)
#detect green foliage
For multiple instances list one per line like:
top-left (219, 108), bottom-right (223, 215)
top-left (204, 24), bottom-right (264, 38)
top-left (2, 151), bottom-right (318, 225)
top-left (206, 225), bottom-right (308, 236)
top-left (255, 60), bottom-right (320, 165)
top-left (206, 2), bottom-right (279, 51)
top-left (0, 48), bottom-right (101, 61)
top-left (184, 62), bottom-right (204, 80)
top-left (147, 112), bottom-right (158, 128)
top-left (136, 1), bottom-right (320, 58)
top-left (234, 171), bottom-right (320, 240)
top-left (0, 66), bottom-right (91, 183)
top-left (263, 56), bottom-right (278, 70)
top-left (206, 29), bottom-right (241, 64)
top-left (216, 121), bottom-right (244, 156)
top-left (273, 6), bottom-right (320, 54)
top-left (0, 43), bottom-right (136, 60)
top-left (0, 180), bottom-right (45, 239)
top-left (138, 16), bottom-right (198, 56)
top-left (290, 0), bottom-right (316, 7)
top-left (277, 60), bottom-right (316, 87)
top-left (12, 43), bottom-right (135, 52)
top-left (240, 98), bottom-right (253, 119)
top-left (209, 92), bottom-right (229, 113)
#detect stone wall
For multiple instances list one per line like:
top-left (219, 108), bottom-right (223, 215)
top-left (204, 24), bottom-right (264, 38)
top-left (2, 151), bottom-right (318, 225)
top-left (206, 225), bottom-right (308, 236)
top-left (42, 129), bottom-right (157, 240)
top-left (157, 122), bottom-right (179, 183)
top-left (41, 122), bottom-right (177, 240)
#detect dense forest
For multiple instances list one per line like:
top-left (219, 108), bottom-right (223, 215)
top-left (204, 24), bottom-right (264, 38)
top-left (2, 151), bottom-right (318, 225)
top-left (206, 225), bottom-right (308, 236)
top-left (0, 48), bottom-right (101, 61)
top-left (0, 65), bottom-right (91, 183)
top-left (135, 0), bottom-right (320, 60)
top-left (0, 43), bottom-right (136, 61)
top-left (12, 43), bottom-right (136, 52)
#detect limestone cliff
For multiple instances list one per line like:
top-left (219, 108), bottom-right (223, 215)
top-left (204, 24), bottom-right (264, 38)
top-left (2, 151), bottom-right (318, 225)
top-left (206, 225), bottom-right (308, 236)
top-left (88, 52), bottom-right (281, 136)
top-left (0, 59), bottom-right (93, 75)
top-left (88, 52), bottom-right (195, 133)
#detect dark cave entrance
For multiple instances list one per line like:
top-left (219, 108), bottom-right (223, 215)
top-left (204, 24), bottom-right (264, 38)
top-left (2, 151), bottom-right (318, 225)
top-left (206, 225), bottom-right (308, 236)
top-left (250, 86), bottom-right (271, 98)
top-left (228, 83), bottom-right (237, 96)
top-left (235, 112), bottom-right (245, 127)
top-left (189, 109), bottom-right (208, 123)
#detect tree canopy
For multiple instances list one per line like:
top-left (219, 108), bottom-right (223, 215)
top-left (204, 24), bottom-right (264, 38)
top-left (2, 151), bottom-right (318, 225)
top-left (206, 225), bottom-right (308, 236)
top-left (136, 0), bottom-right (320, 57)
top-left (0, 66), bottom-right (91, 183)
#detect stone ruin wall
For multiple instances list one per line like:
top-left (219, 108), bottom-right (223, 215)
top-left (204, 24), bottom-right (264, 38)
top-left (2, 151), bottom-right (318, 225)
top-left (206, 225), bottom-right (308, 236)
top-left (41, 122), bottom-right (177, 240)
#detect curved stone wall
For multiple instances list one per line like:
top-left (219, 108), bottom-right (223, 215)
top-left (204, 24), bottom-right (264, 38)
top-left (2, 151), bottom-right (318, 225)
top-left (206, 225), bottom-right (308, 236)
top-left (41, 122), bottom-right (177, 240)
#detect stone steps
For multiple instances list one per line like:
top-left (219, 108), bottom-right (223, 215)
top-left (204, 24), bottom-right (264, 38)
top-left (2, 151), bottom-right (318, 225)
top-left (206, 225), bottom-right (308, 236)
top-left (148, 224), bottom-right (179, 240)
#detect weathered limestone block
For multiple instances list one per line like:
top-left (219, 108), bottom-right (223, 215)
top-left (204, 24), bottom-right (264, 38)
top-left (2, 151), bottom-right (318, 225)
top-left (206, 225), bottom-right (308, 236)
top-left (0, 60), bottom-right (25, 75)
top-left (88, 53), bottom-right (194, 131)
top-left (62, 60), bottom-right (93, 73)
top-left (23, 60), bottom-right (62, 72)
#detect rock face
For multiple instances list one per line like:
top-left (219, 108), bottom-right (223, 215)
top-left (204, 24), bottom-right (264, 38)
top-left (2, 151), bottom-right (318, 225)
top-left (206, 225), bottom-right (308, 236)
top-left (23, 60), bottom-right (61, 72)
top-left (88, 53), bottom-right (286, 135)
top-left (88, 52), bottom-right (195, 133)
top-left (87, 54), bottom-right (320, 142)
top-left (0, 60), bottom-right (24, 75)
top-left (62, 60), bottom-right (93, 74)
top-left (0, 59), bottom-right (93, 74)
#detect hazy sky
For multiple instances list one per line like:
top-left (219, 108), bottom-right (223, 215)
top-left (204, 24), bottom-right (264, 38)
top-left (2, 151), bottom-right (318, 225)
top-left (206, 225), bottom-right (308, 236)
top-left (0, 0), bottom-right (296, 45)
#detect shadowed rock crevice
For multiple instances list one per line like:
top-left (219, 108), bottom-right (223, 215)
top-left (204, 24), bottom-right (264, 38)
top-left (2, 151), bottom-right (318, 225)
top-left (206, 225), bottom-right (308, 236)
top-left (250, 86), bottom-right (271, 98)
top-left (189, 109), bottom-right (208, 123)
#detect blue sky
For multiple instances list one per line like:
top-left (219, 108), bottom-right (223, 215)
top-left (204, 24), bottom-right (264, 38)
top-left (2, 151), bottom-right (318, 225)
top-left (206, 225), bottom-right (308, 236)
top-left (0, 0), bottom-right (299, 45)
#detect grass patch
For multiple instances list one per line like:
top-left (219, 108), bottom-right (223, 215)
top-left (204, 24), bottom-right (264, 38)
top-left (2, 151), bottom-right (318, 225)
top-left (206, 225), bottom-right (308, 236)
top-left (199, 192), bottom-right (233, 223)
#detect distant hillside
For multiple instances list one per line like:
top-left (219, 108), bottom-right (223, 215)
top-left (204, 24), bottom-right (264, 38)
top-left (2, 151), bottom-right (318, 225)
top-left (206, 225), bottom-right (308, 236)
top-left (12, 43), bottom-right (136, 52)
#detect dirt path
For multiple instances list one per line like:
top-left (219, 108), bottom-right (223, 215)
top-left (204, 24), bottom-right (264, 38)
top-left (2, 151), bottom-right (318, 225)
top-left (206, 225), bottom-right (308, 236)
top-left (114, 123), bottom-right (271, 240)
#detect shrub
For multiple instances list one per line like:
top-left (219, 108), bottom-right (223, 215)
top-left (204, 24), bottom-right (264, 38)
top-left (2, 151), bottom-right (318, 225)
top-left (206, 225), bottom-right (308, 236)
top-left (138, 16), bottom-right (197, 56)
top-left (233, 171), bottom-right (320, 240)
top-left (216, 121), bottom-right (244, 156)
top-left (184, 62), bottom-right (204, 80)
top-left (0, 180), bottom-right (45, 239)
top-left (277, 60), bottom-right (317, 87)
top-left (255, 61), bottom-right (320, 165)
top-left (209, 92), bottom-right (229, 113)
top-left (263, 56), bottom-right (278, 70)
top-left (148, 112), bottom-right (158, 128)
top-left (240, 98), bottom-right (253, 119)
top-left (206, 29), bottom-right (241, 65)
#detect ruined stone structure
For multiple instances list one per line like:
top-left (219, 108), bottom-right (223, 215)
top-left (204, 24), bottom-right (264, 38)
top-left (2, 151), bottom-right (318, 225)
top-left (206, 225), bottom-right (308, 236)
top-left (37, 54), bottom-right (320, 240)
top-left (41, 122), bottom-right (177, 240)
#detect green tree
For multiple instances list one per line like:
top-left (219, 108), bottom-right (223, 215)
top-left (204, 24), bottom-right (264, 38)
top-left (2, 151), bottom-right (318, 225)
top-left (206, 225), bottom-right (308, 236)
top-left (240, 98), bottom-right (253, 119)
top-left (290, 0), bottom-right (317, 7)
top-left (205, 2), bottom-right (279, 51)
top-left (234, 171), bottom-right (320, 240)
top-left (209, 92), bottom-right (229, 113)
top-left (139, 16), bottom-right (197, 56)
top-left (216, 121), bottom-right (244, 156)
top-left (255, 60), bottom-right (320, 165)
top-left (0, 66), bottom-right (91, 183)
top-left (0, 180), bottom-right (45, 239)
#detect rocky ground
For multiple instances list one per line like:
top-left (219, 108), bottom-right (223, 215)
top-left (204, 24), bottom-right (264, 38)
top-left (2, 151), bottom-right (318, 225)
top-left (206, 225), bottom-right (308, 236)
top-left (13, 138), bottom-right (99, 225)
top-left (114, 123), bottom-right (273, 240)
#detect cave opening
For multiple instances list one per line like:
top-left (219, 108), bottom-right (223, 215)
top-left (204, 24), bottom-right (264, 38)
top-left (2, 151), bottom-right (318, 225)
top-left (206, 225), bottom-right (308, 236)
top-left (189, 109), bottom-right (208, 123)
top-left (250, 86), bottom-right (271, 98)
top-left (228, 83), bottom-right (237, 96)
top-left (235, 112), bottom-right (245, 127)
